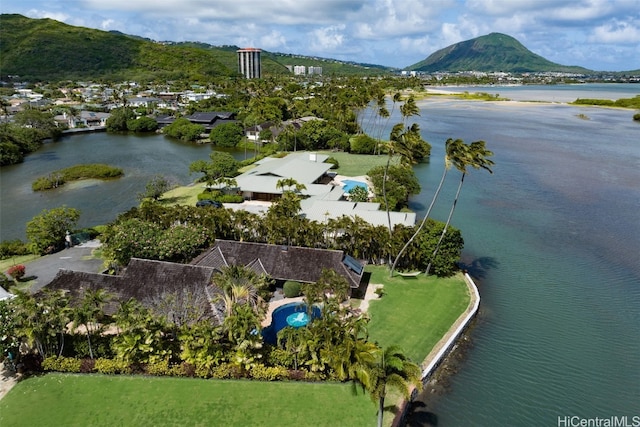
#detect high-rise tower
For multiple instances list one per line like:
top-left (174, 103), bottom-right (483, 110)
top-left (237, 48), bottom-right (262, 79)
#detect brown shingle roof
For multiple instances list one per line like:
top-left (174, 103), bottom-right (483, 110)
top-left (45, 258), bottom-right (217, 317)
top-left (192, 240), bottom-right (364, 288)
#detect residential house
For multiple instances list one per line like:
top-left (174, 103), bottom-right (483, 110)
top-left (234, 152), bottom-right (335, 201)
top-left (156, 111), bottom-right (236, 131)
top-left (191, 240), bottom-right (365, 291)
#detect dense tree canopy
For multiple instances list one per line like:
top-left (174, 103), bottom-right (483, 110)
top-left (209, 122), bottom-right (244, 147)
top-left (1, 109), bottom-right (61, 166)
top-left (26, 206), bottom-right (81, 254)
top-left (368, 165), bottom-right (421, 211)
top-left (162, 117), bottom-right (205, 142)
top-left (189, 151), bottom-right (240, 186)
top-left (105, 107), bottom-right (135, 132)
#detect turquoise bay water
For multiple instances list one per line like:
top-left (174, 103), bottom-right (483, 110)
top-left (404, 87), bottom-right (640, 425)
top-left (1, 84), bottom-right (638, 425)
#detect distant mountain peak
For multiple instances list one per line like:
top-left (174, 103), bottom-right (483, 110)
top-left (408, 33), bottom-right (591, 73)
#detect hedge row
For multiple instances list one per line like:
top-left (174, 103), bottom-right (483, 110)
top-left (42, 356), bottom-right (307, 382)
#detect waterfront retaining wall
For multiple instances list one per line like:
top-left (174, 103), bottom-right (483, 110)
top-left (392, 272), bottom-right (481, 427)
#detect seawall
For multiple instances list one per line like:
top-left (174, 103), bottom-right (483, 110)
top-left (392, 272), bottom-right (481, 427)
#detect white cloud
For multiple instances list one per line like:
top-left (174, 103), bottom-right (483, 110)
top-left (260, 30), bottom-right (288, 50)
top-left (590, 19), bottom-right (640, 44)
top-left (309, 25), bottom-right (346, 53)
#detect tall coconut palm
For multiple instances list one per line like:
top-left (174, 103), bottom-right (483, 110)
top-left (390, 138), bottom-right (464, 276)
top-left (382, 96), bottom-right (421, 239)
top-left (426, 140), bottom-right (494, 275)
top-left (366, 345), bottom-right (422, 427)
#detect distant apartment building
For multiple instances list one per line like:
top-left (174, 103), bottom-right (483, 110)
top-left (293, 65), bottom-right (306, 75)
top-left (237, 48), bottom-right (262, 79)
top-left (308, 66), bottom-right (322, 75)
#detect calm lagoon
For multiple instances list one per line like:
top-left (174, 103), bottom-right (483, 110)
top-left (0, 133), bottom-right (247, 240)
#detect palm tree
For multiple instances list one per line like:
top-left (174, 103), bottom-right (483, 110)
top-left (382, 95), bottom-right (421, 239)
top-left (213, 265), bottom-right (268, 319)
top-left (426, 140), bottom-right (494, 275)
top-left (367, 345), bottom-right (422, 427)
top-left (71, 289), bottom-right (110, 359)
top-left (390, 138), bottom-right (464, 276)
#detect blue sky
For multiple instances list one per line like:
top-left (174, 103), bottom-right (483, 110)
top-left (3, 0), bottom-right (640, 71)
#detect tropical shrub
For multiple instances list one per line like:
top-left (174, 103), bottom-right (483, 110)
top-left (163, 117), bottom-right (205, 142)
top-left (349, 134), bottom-right (378, 154)
top-left (106, 107), bottom-right (136, 132)
top-left (211, 363), bottom-right (242, 379)
top-left (325, 156), bottom-right (339, 169)
top-left (0, 240), bottom-right (30, 259)
top-left (283, 280), bottom-right (302, 298)
top-left (250, 363), bottom-right (288, 381)
top-left (266, 348), bottom-right (295, 369)
top-left (197, 190), bottom-right (221, 200)
top-left (217, 194), bottom-right (244, 203)
top-left (6, 264), bottom-right (25, 280)
top-left (145, 359), bottom-right (174, 376)
top-left (42, 356), bottom-right (82, 373)
top-left (94, 358), bottom-right (132, 375)
top-left (26, 206), bottom-right (80, 254)
top-left (126, 116), bottom-right (158, 132)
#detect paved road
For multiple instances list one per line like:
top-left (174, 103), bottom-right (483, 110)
top-left (24, 240), bottom-right (104, 293)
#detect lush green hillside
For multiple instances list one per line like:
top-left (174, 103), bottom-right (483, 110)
top-left (0, 14), bottom-right (240, 81)
top-left (409, 32), bottom-right (591, 73)
top-left (0, 14), bottom-right (392, 81)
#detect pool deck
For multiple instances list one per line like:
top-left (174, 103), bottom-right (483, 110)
top-left (261, 283), bottom-right (383, 328)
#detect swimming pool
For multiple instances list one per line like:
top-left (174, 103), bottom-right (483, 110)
top-left (341, 179), bottom-right (368, 193)
top-left (262, 302), bottom-right (321, 344)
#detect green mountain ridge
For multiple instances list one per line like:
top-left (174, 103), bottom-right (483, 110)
top-left (0, 14), bottom-right (391, 81)
top-left (1, 14), bottom-right (634, 81)
top-left (409, 33), bottom-right (592, 74)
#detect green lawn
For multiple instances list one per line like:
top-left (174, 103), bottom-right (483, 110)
top-left (0, 265), bottom-right (469, 427)
top-left (366, 266), bottom-right (470, 363)
top-left (0, 374), bottom-right (375, 427)
top-left (159, 184), bottom-right (203, 207)
top-left (318, 151), bottom-right (393, 177)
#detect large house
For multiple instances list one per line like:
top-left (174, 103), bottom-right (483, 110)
top-left (234, 152), bottom-right (336, 202)
top-left (191, 240), bottom-right (365, 290)
top-left (54, 111), bottom-right (110, 129)
top-left (45, 240), bottom-right (367, 321)
top-left (231, 152), bottom-right (416, 227)
top-left (156, 111), bottom-right (236, 131)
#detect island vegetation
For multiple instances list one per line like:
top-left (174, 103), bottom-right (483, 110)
top-left (31, 164), bottom-right (123, 191)
top-left (570, 95), bottom-right (640, 109)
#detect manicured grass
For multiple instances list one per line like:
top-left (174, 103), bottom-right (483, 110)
top-left (160, 184), bottom-right (203, 207)
top-left (366, 266), bottom-right (470, 364)
top-left (0, 374), bottom-right (375, 427)
top-left (0, 257), bottom-right (469, 427)
top-left (318, 151), bottom-right (392, 177)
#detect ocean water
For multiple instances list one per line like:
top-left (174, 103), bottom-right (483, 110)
top-left (1, 84), bottom-right (638, 425)
top-left (403, 85), bottom-right (640, 425)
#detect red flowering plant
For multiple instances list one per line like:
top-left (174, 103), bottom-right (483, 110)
top-left (7, 264), bottom-right (26, 281)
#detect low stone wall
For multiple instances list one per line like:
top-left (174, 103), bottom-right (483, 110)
top-left (392, 272), bottom-right (481, 427)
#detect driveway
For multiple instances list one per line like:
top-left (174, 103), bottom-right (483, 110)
top-left (24, 240), bottom-right (104, 293)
